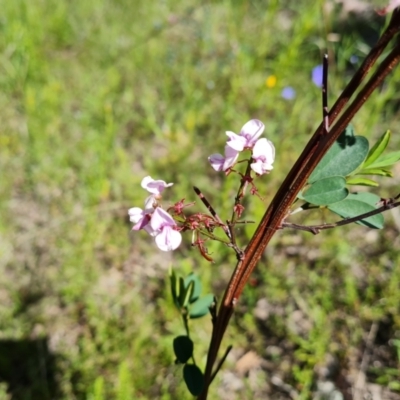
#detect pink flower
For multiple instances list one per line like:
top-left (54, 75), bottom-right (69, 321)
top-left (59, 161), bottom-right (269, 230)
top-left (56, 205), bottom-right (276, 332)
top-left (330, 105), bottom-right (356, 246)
top-left (208, 119), bottom-right (275, 175)
top-left (150, 208), bottom-right (182, 251)
top-left (140, 176), bottom-right (173, 211)
top-left (128, 207), bottom-right (158, 236)
top-left (209, 145), bottom-right (239, 172)
top-left (226, 119), bottom-right (265, 151)
top-left (128, 176), bottom-right (181, 251)
top-left (250, 138), bottom-right (275, 175)
top-left (141, 176), bottom-right (173, 195)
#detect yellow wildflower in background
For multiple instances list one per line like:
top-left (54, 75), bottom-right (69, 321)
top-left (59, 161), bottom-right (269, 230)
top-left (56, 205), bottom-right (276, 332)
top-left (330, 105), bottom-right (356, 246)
top-left (265, 75), bottom-right (277, 88)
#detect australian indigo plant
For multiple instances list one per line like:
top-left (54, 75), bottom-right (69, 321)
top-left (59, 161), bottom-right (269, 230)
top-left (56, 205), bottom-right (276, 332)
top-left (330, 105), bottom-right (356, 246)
top-left (129, 8), bottom-right (400, 399)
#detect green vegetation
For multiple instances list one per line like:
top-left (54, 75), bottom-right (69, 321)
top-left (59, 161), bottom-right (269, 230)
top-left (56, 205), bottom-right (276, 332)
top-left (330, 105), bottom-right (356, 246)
top-left (0, 1), bottom-right (399, 399)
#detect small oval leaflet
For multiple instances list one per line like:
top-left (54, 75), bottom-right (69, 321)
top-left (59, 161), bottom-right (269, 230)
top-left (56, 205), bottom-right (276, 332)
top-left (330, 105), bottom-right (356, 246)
top-left (183, 364), bottom-right (204, 396)
top-left (309, 126), bottom-right (369, 183)
top-left (189, 294), bottom-right (214, 319)
top-left (173, 335), bottom-right (193, 364)
top-left (301, 176), bottom-right (348, 205)
top-left (184, 273), bottom-right (202, 304)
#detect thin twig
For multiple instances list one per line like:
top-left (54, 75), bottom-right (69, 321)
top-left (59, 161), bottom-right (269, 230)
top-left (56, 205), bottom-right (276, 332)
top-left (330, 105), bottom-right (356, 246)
top-left (282, 197), bottom-right (400, 233)
top-left (210, 345), bottom-right (233, 384)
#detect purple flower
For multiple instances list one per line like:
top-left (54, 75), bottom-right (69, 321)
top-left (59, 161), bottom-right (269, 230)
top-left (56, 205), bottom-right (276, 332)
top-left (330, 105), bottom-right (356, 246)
top-left (281, 86), bottom-right (296, 100)
top-left (312, 65), bottom-right (323, 87)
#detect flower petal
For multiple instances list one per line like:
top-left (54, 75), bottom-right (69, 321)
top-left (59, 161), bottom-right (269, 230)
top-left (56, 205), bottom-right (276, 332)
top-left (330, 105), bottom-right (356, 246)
top-left (239, 119), bottom-right (264, 147)
top-left (155, 226), bottom-right (182, 251)
top-left (128, 207), bottom-right (145, 223)
top-left (251, 138), bottom-right (275, 175)
top-left (252, 138), bottom-right (275, 161)
top-left (144, 195), bottom-right (156, 210)
top-left (208, 153), bottom-right (225, 171)
top-left (128, 207), bottom-right (153, 231)
top-left (141, 176), bottom-right (173, 195)
top-left (226, 131), bottom-right (246, 151)
top-left (144, 223), bottom-right (159, 237)
top-left (150, 207), bottom-right (176, 231)
top-left (250, 160), bottom-right (265, 175)
top-left (222, 145), bottom-right (239, 171)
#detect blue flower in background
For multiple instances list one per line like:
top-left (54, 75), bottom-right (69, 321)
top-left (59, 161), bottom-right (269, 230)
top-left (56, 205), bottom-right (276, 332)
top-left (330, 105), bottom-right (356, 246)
top-left (312, 64), bottom-right (323, 87)
top-left (281, 86), bottom-right (296, 100)
top-left (350, 55), bottom-right (359, 64)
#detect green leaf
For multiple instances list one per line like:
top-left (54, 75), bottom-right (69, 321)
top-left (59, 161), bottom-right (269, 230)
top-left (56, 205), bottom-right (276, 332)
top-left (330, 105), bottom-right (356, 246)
top-left (178, 277), bottom-right (194, 308)
top-left (184, 273), bottom-right (202, 304)
top-left (309, 126), bottom-right (369, 183)
top-left (184, 281), bottom-right (194, 308)
top-left (302, 176), bottom-right (348, 205)
top-left (327, 192), bottom-right (384, 229)
top-left (189, 294), bottom-right (214, 319)
top-left (173, 336), bottom-right (193, 364)
top-left (183, 364), bottom-right (204, 396)
top-left (169, 268), bottom-right (179, 306)
top-left (362, 151), bottom-right (400, 169)
top-left (355, 167), bottom-right (393, 177)
top-left (177, 277), bottom-right (185, 308)
top-left (363, 130), bottom-right (390, 168)
top-left (346, 177), bottom-right (379, 187)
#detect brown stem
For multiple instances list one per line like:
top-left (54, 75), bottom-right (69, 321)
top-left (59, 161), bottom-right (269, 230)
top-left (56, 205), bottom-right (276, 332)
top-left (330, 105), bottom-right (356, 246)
top-left (197, 10), bottom-right (400, 400)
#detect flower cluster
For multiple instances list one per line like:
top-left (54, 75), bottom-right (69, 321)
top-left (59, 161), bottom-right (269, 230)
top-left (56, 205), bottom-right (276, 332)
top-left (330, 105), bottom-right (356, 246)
top-left (208, 119), bottom-right (275, 175)
top-left (128, 176), bottom-right (182, 252)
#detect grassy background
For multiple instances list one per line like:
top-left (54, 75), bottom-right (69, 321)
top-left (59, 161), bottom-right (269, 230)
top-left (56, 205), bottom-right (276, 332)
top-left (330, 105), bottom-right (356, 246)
top-left (0, 0), bottom-right (400, 399)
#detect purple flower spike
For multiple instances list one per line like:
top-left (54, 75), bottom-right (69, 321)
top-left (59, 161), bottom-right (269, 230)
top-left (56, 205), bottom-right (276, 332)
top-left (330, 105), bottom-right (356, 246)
top-left (281, 86), bottom-right (296, 100)
top-left (312, 64), bottom-right (323, 87)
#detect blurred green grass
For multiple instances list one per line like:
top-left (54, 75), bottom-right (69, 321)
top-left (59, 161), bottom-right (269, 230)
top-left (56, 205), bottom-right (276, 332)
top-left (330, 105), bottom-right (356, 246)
top-left (0, 0), bottom-right (400, 399)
